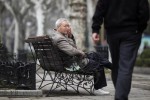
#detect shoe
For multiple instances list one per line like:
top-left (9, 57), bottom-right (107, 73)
top-left (94, 88), bottom-right (110, 95)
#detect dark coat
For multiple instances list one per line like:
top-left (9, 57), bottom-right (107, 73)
top-left (92, 0), bottom-right (149, 34)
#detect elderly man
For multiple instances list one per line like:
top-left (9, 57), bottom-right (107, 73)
top-left (49, 18), bottom-right (111, 95)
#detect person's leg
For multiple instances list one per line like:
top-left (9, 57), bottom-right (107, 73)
top-left (114, 32), bottom-right (142, 100)
top-left (86, 52), bottom-right (110, 94)
top-left (107, 33), bottom-right (120, 87)
top-left (94, 67), bottom-right (107, 90)
top-left (87, 52), bottom-right (106, 62)
top-left (87, 52), bottom-right (112, 69)
top-left (83, 59), bottom-right (107, 89)
top-left (107, 31), bottom-right (142, 100)
top-left (93, 68), bottom-right (110, 95)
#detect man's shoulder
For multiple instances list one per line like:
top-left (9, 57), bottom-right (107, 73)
top-left (49, 31), bottom-right (66, 44)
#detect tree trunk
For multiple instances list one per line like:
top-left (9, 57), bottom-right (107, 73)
top-left (69, 0), bottom-right (87, 51)
top-left (35, 4), bottom-right (44, 36)
top-left (5, 19), bottom-right (15, 52)
top-left (17, 16), bottom-right (25, 53)
top-left (33, 0), bottom-right (45, 36)
top-left (86, 0), bottom-right (97, 51)
top-left (2, 1), bottom-right (19, 55)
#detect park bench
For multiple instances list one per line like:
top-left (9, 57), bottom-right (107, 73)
top-left (25, 35), bottom-right (96, 96)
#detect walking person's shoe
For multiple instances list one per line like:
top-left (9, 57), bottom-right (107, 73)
top-left (94, 88), bottom-right (110, 95)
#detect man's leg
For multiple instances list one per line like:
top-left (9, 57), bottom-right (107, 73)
top-left (115, 32), bottom-right (141, 100)
top-left (94, 67), bottom-right (107, 90)
top-left (107, 32), bottom-right (142, 100)
top-left (83, 59), bottom-right (107, 89)
top-left (87, 52), bottom-right (112, 69)
top-left (107, 34), bottom-right (120, 87)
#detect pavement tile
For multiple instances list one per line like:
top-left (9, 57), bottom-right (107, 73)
top-left (2, 68), bottom-right (150, 100)
top-left (0, 97), bottom-right (10, 100)
top-left (10, 98), bottom-right (31, 100)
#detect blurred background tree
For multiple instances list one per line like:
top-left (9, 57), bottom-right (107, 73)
top-left (0, 0), bottom-right (68, 56)
top-left (0, 0), bottom-right (150, 60)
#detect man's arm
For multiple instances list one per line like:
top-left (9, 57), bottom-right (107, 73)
top-left (56, 36), bottom-right (85, 57)
top-left (138, 0), bottom-right (149, 33)
top-left (92, 0), bottom-right (105, 34)
top-left (92, 0), bottom-right (106, 44)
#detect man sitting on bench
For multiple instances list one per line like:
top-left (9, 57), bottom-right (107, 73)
top-left (49, 18), bottom-right (111, 95)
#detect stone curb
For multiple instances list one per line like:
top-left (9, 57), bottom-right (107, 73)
top-left (0, 90), bottom-right (42, 97)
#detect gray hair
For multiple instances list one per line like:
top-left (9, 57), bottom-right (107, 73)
top-left (55, 18), bottom-right (70, 29)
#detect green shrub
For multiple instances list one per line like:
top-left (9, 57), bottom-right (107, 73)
top-left (135, 58), bottom-right (150, 67)
top-left (140, 49), bottom-right (150, 59)
top-left (135, 49), bottom-right (150, 67)
top-left (142, 58), bottom-right (150, 67)
top-left (135, 58), bottom-right (143, 67)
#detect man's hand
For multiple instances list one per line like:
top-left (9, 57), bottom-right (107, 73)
top-left (67, 27), bottom-right (72, 38)
top-left (92, 33), bottom-right (100, 45)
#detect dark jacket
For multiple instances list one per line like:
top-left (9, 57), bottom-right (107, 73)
top-left (92, 0), bottom-right (149, 34)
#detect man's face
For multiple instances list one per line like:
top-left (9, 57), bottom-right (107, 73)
top-left (57, 21), bottom-right (71, 35)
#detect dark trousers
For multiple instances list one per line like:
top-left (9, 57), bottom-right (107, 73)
top-left (83, 52), bottom-right (107, 90)
top-left (107, 31), bottom-right (142, 100)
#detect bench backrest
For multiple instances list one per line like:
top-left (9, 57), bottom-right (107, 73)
top-left (25, 36), bottom-right (64, 72)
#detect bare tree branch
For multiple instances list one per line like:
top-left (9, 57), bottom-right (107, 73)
top-left (21, 0), bottom-right (35, 18)
top-left (2, 0), bottom-right (16, 18)
top-left (0, 0), bottom-right (5, 13)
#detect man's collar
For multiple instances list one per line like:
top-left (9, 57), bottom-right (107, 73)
top-left (54, 30), bottom-right (68, 38)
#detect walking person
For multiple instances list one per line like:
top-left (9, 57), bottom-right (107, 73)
top-left (92, 0), bottom-right (149, 99)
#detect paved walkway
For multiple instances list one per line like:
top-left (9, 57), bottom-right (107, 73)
top-left (0, 68), bottom-right (150, 100)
